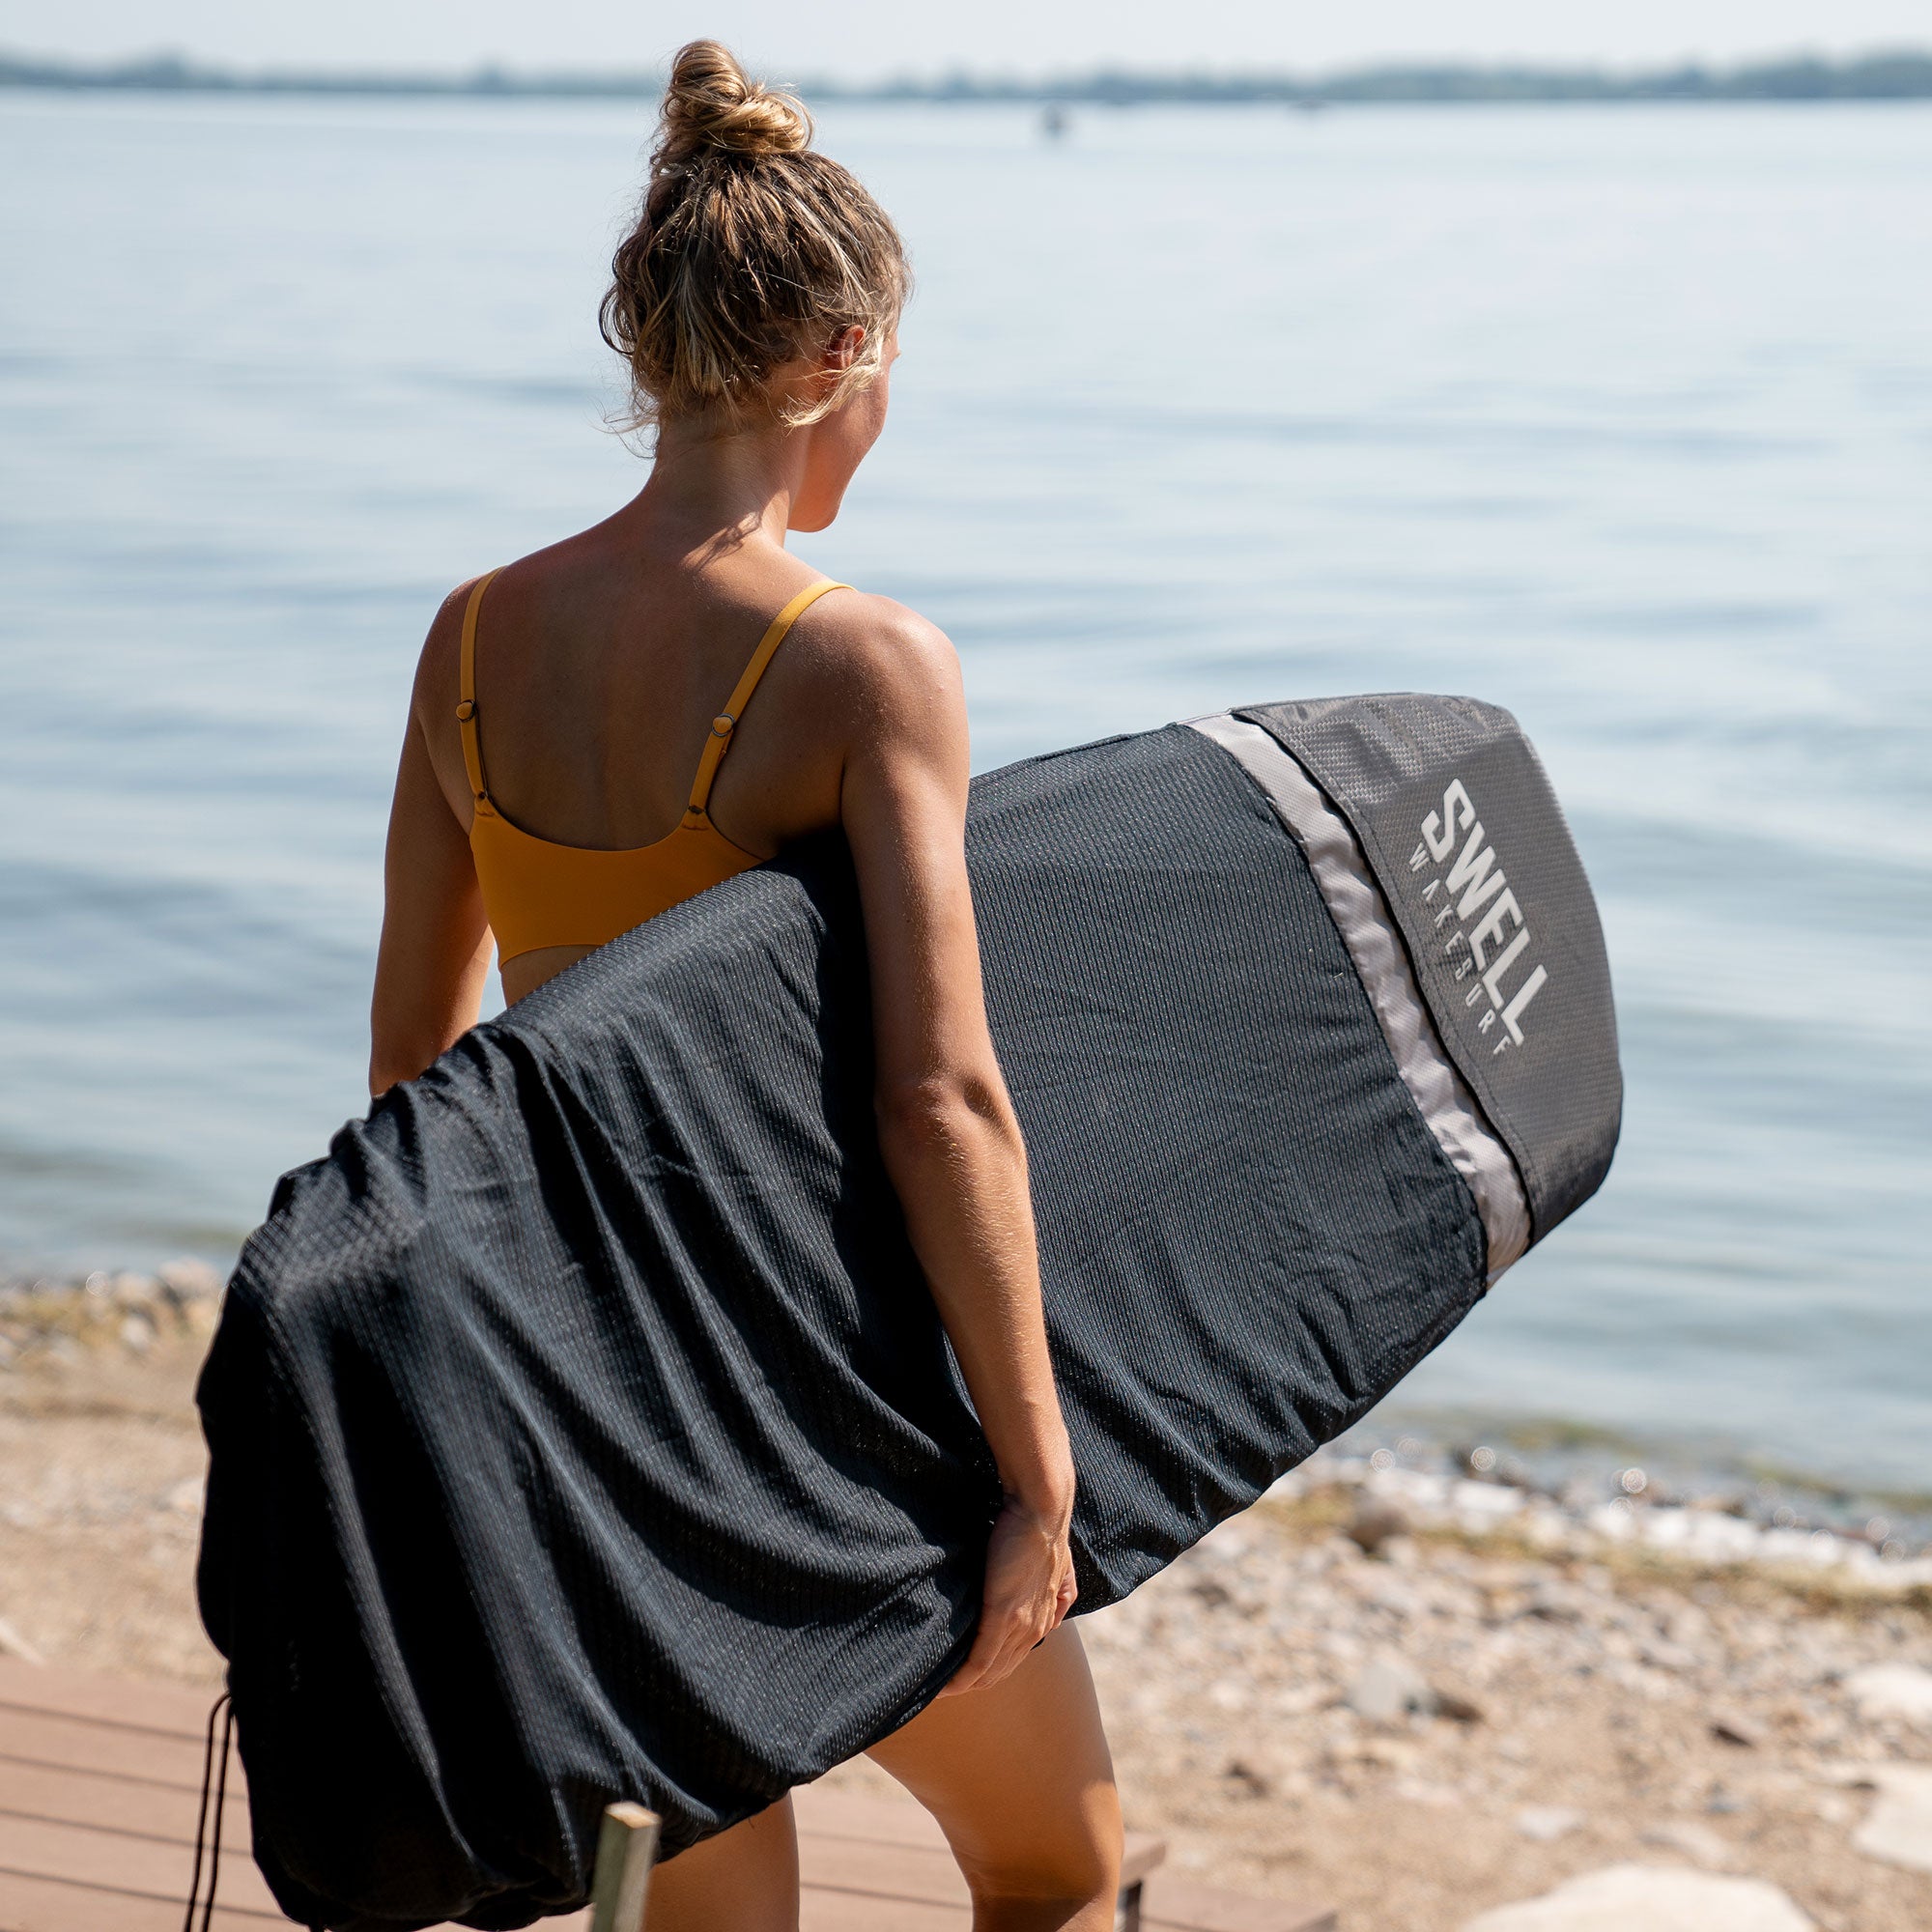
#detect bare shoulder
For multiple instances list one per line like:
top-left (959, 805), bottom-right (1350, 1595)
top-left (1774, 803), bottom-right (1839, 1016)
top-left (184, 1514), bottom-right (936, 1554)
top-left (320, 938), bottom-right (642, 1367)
top-left (410, 575), bottom-right (490, 720)
top-left (801, 587), bottom-right (963, 727)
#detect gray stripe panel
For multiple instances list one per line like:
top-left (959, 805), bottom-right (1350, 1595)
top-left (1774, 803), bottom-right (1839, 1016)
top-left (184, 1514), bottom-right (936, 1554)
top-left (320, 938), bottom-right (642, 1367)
top-left (1188, 713), bottom-right (1530, 1280)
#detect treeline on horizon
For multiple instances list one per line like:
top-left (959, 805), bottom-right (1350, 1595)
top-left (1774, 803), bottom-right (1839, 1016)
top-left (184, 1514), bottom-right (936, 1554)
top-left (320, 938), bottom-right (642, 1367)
top-left (5, 45), bottom-right (1932, 104)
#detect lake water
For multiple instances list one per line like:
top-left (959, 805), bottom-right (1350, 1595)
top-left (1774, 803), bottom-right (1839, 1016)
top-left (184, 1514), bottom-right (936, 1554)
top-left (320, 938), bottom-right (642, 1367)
top-left (2, 93), bottom-right (1927, 1492)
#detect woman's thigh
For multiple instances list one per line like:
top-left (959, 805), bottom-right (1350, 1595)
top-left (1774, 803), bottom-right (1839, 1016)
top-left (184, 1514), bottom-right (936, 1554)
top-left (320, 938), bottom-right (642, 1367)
top-left (643, 1793), bottom-right (798, 1932)
top-left (866, 1625), bottom-right (1122, 1925)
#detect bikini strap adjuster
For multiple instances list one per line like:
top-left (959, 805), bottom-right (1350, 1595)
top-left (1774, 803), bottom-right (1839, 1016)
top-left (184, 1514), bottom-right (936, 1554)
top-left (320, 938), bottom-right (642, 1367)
top-left (685, 581), bottom-right (850, 826)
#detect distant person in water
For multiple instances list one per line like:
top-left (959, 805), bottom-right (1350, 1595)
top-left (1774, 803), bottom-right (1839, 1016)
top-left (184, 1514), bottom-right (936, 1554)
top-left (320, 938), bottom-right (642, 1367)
top-left (367, 39), bottom-right (1120, 1932)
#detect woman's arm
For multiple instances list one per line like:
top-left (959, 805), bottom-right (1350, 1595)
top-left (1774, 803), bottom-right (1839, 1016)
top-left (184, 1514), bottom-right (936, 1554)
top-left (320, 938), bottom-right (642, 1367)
top-left (838, 605), bottom-right (1077, 1697)
top-left (369, 619), bottom-right (494, 1096)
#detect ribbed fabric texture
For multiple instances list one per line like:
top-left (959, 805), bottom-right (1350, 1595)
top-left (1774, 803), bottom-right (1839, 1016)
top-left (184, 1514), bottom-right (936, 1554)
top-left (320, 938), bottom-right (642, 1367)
top-left (197, 723), bottom-right (1490, 1932)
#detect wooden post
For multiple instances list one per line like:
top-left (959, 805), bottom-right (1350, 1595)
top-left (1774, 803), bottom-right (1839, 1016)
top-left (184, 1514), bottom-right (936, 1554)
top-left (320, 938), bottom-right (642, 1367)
top-left (589, 1802), bottom-right (662, 1932)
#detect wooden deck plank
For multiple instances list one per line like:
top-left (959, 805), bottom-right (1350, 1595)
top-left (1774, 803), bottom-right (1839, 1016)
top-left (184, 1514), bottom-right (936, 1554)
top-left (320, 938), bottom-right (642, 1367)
top-left (0, 1810), bottom-right (283, 1920)
top-left (798, 1895), bottom-right (967, 1929)
top-left (1144, 1873), bottom-right (1339, 1932)
top-left (0, 1863), bottom-right (280, 1932)
top-left (0, 1665), bottom-right (213, 1745)
top-left (798, 1830), bottom-right (971, 1907)
top-left (798, 1877), bottom-right (970, 1931)
top-left (793, 1783), bottom-right (952, 1847)
top-left (0, 1761), bottom-right (252, 1855)
top-left (0, 1714), bottom-right (218, 1797)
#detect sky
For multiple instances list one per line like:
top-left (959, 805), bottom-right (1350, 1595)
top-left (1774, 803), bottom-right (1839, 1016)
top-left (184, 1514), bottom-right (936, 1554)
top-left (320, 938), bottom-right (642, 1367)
top-left (3, 0), bottom-right (1926, 81)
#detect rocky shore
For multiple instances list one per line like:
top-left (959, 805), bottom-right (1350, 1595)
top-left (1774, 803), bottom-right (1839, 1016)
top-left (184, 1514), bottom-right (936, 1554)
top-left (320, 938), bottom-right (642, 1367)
top-left (1068, 1468), bottom-right (1932, 1929)
top-left (4, 1269), bottom-right (1929, 1930)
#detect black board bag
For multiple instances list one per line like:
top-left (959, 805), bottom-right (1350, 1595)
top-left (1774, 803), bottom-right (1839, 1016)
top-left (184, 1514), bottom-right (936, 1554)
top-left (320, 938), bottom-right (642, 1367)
top-left (197, 696), bottom-right (1620, 1930)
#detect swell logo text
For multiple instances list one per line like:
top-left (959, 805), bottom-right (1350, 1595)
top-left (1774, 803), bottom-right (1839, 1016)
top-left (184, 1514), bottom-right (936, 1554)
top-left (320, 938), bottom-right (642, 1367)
top-left (1407, 780), bottom-right (1548, 1054)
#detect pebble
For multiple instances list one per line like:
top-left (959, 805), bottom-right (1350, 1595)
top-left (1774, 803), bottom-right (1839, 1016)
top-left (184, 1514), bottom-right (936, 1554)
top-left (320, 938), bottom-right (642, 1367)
top-left (1346, 1653), bottom-right (1435, 1725)
top-left (1523, 1582), bottom-right (1584, 1623)
top-left (1842, 1661), bottom-right (1932, 1724)
top-left (0, 1615), bottom-right (45, 1666)
top-left (108, 1271), bottom-right (158, 1309)
top-left (1462, 1862), bottom-right (1813, 1931)
top-left (1708, 1711), bottom-right (1762, 1748)
top-left (1514, 1805), bottom-right (1586, 1842)
top-left (1345, 1496), bottom-right (1409, 1556)
top-left (1638, 1818), bottom-right (1732, 1867)
top-left (157, 1257), bottom-right (223, 1304)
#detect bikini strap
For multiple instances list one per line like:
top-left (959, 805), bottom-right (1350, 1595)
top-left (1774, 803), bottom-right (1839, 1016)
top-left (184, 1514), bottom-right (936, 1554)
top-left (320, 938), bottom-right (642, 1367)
top-left (456, 569), bottom-right (503, 815)
top-left (684, 580), bottom-right (851, 824)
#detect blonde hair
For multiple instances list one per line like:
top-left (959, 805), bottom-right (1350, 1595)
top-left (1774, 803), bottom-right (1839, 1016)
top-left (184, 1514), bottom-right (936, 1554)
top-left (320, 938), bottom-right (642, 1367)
top-left (601, 41), bottom-right (910, 433)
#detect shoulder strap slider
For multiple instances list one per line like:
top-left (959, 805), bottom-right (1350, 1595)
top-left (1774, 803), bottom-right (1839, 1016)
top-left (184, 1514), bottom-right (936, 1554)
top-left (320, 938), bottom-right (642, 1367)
top-left (684, 580), bottom-right (851, 820)
top-left (457, 568), bottom-right (502, 811)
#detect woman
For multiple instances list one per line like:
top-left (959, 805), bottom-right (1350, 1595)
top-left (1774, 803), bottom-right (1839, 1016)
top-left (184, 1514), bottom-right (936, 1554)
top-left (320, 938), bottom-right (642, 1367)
top-left (366, 41), bottom-right (1122, 1932)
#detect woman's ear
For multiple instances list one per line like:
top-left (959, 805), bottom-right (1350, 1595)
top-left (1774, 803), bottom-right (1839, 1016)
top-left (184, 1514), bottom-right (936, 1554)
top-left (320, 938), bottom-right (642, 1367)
top-left (822, 325), bottom-right (867, 372)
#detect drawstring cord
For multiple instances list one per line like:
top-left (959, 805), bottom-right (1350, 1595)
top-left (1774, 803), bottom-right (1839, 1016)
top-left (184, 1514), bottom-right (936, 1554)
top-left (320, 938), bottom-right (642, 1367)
top-left (183, 1692), bottom-right (234, 1932)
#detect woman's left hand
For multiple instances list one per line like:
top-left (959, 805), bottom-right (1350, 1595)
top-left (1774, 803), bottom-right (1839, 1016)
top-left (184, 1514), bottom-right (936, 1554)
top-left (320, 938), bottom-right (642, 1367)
top-left (938, 1492), bottom-right (1078, 1698)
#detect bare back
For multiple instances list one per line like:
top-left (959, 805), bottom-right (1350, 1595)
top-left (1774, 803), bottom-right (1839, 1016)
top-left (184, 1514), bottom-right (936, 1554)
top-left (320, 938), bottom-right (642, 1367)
top-left (414, 518), bottom-right (895, 1003)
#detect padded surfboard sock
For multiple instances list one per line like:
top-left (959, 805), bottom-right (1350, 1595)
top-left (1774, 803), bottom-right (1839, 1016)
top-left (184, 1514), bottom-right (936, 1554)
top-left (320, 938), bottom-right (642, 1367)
top-left (197, 698), bottom-right (1618, 1931)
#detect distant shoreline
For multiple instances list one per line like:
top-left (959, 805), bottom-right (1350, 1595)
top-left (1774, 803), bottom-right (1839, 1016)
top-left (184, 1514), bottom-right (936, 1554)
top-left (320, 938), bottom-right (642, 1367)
top-left (5, 46), bottom-right (1932, 106)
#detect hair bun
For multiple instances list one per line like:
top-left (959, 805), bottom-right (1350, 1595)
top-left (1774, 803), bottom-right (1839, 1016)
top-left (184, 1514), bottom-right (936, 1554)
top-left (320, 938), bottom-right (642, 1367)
top-left (657, 40), bottom-right (811, 166)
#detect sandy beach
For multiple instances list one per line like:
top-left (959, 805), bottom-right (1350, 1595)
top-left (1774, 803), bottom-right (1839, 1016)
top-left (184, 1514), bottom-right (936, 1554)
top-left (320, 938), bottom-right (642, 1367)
top-left (4, 1273), bottom-right (1930, 1932)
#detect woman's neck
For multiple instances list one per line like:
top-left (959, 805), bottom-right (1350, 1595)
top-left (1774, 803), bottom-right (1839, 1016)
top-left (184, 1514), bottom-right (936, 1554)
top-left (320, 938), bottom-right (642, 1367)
top-left (634, 416), bottom-right (805, 564)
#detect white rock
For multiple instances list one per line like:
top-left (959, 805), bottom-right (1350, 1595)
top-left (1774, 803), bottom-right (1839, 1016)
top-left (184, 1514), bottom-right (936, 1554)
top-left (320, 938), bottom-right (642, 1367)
top-left (1346, 1653), bottom-right (1435, 1724)
top-left (1392, 1776), bottom-right (1462, 1807)
top-left (1832, 1763), bottom-right (1932, 1875)
top-left (1515, 1805), bottom-right (1586, 1842)
top-left (1450, 1479), bottom-right (1523, 1527)
top-left (1641, 1508), bottom-right (1763, 1563)
top-left (1843, 1662), bottom-right (1932, 1724)
top-left (1462, 1862), bottom-right (1813, 1932)
top-left (108, 1271), bottom-right (158, 1309)
top-left (1585, 1502), bottom-right (1636, 1542)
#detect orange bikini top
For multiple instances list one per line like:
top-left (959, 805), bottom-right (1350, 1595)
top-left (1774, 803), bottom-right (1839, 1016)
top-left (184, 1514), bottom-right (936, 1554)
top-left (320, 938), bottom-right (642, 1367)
top-left (457, 571), bottom-right (851, 967)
